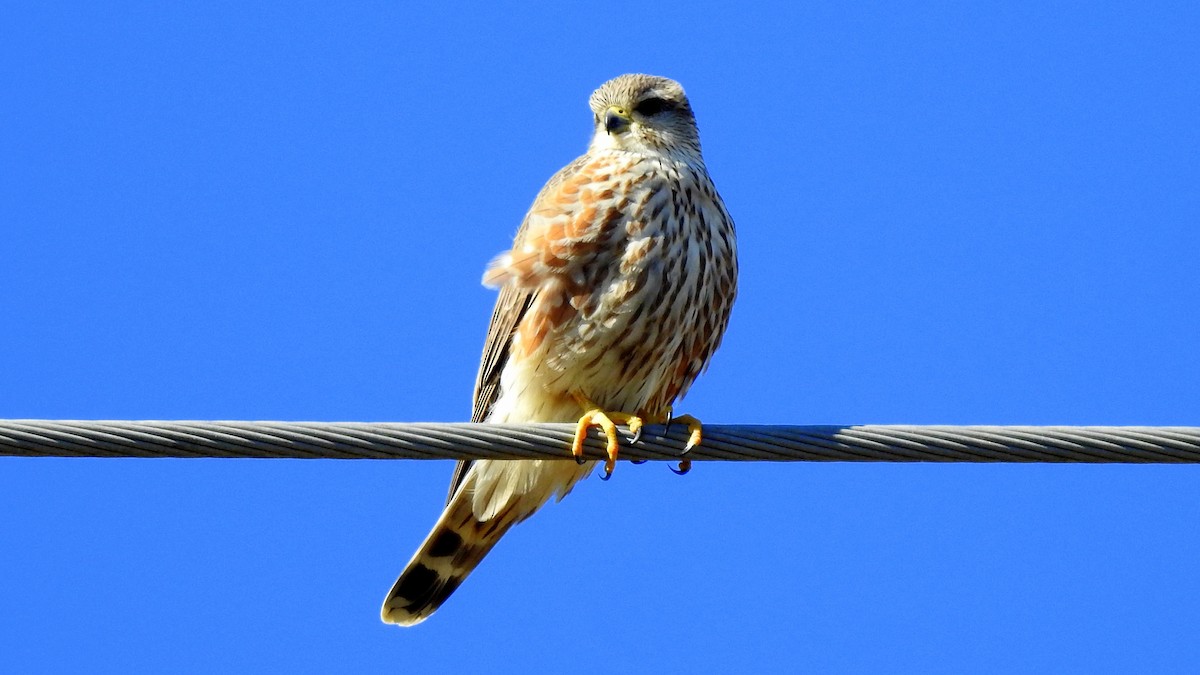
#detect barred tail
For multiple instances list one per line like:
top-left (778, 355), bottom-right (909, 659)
top-left (380, 481), bottom-right (522, 626)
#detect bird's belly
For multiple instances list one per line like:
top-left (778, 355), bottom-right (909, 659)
top-left (498, 269), bottom-right (703, 421)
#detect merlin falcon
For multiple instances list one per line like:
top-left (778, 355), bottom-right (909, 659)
top-left (382, 73), bottom-right (738, 625)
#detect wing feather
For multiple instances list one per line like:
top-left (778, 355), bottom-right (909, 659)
top-left (444, 154), bottom-right (592, 505)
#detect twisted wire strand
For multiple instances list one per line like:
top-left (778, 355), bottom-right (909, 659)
top-left (1, 420), bottom-right (1199, 463)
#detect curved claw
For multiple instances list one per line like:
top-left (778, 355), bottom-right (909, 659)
top-left (667, 412), bottom-right (700, 477)
top-left (600, 465), bottom-right (614, 480)
top-left (670, 459), bottom-right (692, 475)
top-left (627, 414), bottom-right (647, 446)
top-left (572, 400), bottom-right (625, 476)
top-left (630, 458), bottom-right (648, 465)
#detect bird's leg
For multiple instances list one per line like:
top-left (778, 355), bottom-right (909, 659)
top-left (666, 413), bottom-right (703, 475)
top-left (571, 393), bottom-right (641, 480)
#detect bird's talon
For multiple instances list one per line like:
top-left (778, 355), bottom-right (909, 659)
top-left (600, 456), bottom-right (618, 480)
top-left (630, 458), bottom-right (648, 465)
top-left (666, 413), bottom-right (701, 475)
top-left (670, 414), bottom-right (703, 453)
top-left (627, 415), bottom-right (646, 445)
top-left (575, 456), bottom-right (587, 465)
top-left (571, 394), bottom-right (642, 481)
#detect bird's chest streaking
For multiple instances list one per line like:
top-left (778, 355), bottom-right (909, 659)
top-left (486, 151), bottom-right (738, 422)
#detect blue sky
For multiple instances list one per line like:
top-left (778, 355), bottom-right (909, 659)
top-left (2, 2), bottom-right (1199, 672)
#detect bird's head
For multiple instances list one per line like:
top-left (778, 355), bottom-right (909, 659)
top-left (587, 74), bottom-right (702, 161)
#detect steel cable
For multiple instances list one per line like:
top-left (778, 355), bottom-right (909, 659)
top-left (2, 420), bottom-right (1199, 463)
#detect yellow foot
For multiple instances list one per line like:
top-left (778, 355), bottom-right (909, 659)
top-left (571, 394), bottom-right (641, 481)
top-left (667, 413), bottom-right (703, 475)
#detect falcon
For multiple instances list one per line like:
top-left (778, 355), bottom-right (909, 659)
top-left (382, 73), bottom-right (738, 625)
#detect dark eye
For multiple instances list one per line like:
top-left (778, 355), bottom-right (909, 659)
top-left (634, 97), bottom-right (675, 116)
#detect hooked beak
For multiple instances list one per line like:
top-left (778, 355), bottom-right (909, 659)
top-left (604, 106), bottom-right (631, 134)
